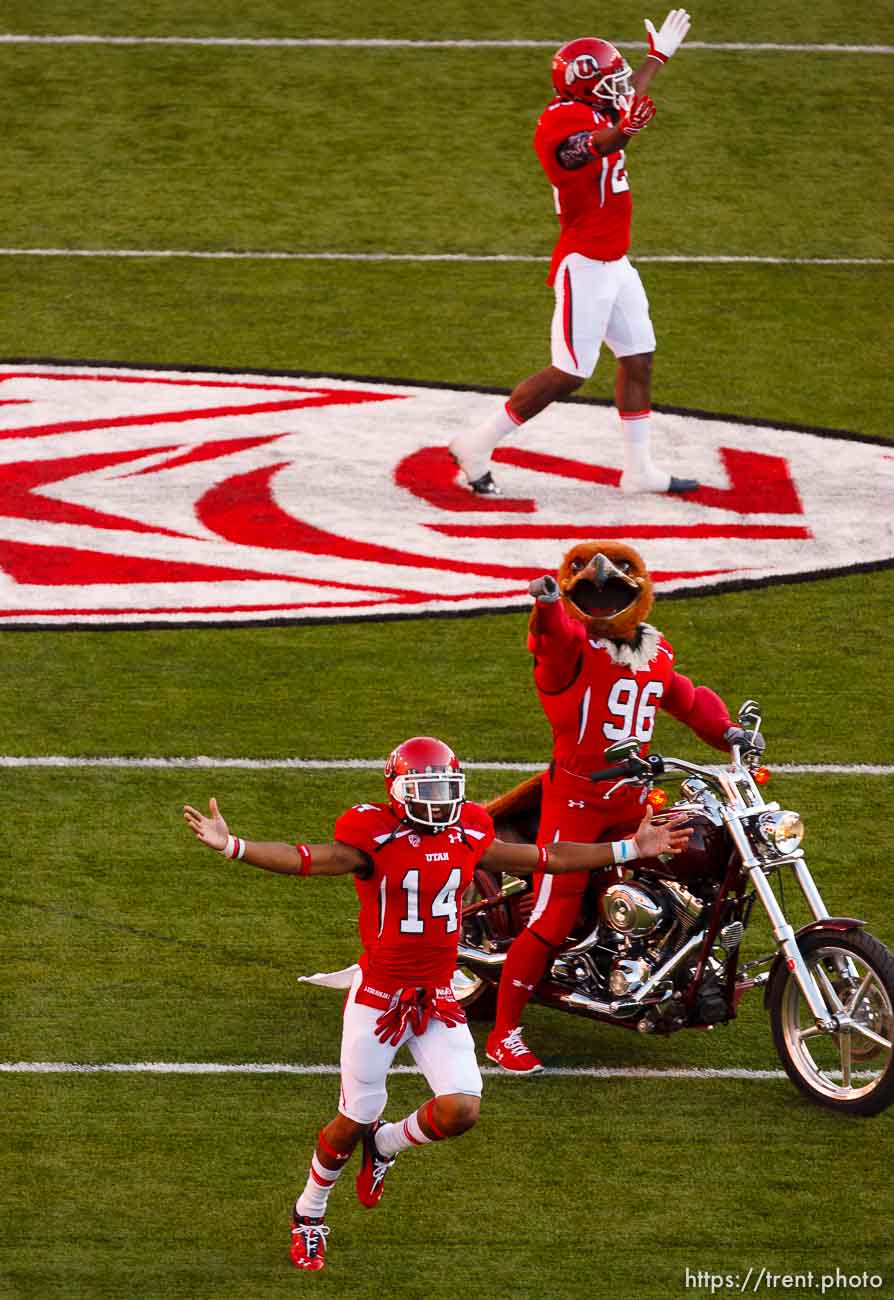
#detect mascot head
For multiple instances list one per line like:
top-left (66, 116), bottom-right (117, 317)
top-left (541, 541), bottom-right (653, 642)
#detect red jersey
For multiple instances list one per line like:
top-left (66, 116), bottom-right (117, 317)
top-left (529, 599), bottom-right (732, 780)
top-left (333, 800), bottom-right (495, 993)
top-left (534, 97), bottom-right (633, 284)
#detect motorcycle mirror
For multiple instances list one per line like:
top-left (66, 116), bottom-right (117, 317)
top-left (604, 738), bottom-right (641, 762)
top-left (738, 698), bottom-right (761, 728)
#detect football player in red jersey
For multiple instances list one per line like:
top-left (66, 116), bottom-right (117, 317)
top-left (485, 543), bottom-right (764, 1074)
top-left (449, 9), bottom-right (699, 498)
top-left (184, 735), bottom-right (691, 1272)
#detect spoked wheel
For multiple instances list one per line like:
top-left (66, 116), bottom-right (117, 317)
top-left (451, 868), bottom-right (506, 1020)
top-left (769, 929), bottom-right (894, 1116)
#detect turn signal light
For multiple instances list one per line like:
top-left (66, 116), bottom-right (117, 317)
top-left (753, 767), bottom-right (771, 785)
top-left (647, 788), bottom-right (669, 809)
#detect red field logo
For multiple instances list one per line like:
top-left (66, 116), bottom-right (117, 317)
top-left (0, 362), bottom-right (890, 627)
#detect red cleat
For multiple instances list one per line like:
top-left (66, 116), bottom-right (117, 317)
top-left (290, 1214), bottom-right (329, 1271)
top-left (355, 1121), bottom-right (397, 1208)
top-left (486, 1026), bottom-right (544, 1074)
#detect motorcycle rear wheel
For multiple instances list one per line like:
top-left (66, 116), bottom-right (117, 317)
top-left (769, 929), bottom-right (894, 1116)
top-left (451, 868), bottom-right (504, 1019)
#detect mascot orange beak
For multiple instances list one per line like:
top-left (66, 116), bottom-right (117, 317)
top-left (555, 541), bottom-right (654, 642)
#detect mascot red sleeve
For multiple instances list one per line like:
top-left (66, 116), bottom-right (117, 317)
top-left (484, 541), bottom-right (736, 1061)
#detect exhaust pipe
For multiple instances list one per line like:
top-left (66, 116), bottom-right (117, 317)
top-left (456, 942), bottom-right (507, 968)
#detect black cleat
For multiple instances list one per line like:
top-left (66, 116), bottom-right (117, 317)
top-left (467, 471), bottom-right (502, 497)
top-left (448, 450), bottom-right (502, 497)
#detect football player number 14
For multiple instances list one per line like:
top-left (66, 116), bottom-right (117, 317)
top-left (400, 868), bottom-right (462, 934)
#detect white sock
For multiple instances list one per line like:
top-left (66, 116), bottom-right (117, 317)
top-left (374, 1109), bottom-right (435, 1157)
top-left (295, 1153), bottom-right (344, 1219)
top-left (619, 409), bottom-right (670, 491)
top-left (449, 401), bottom-right (523, 481)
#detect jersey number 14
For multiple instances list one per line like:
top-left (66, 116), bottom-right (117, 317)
top-left (400, 868), bottom-right (462, 934)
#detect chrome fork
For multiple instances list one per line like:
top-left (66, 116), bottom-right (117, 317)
top-left (720, 806), bottom-right (837, 1029)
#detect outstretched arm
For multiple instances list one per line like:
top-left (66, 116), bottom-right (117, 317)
top-left (661, 672), bottom-right (733, 752)
top-left (182, 798), bottom-right (366, 876)
top-left (481, 805), bottom-right (692, 875)
top-left (634, 8), bottom-right (691, 91)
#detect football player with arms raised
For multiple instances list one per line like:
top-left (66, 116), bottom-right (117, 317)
top-left (450, 10), bottom-right (699, 497)
top-left (485, 544), bottom-right (765, 1074)
top-left (184, 735), bottom-right (691, 1272)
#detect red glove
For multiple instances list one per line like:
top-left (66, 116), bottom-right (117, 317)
top-left (619, 95), bottom-right (657, 136)
top-left (374, 987), bottom-right (466, 1045)
top-left (374, 988), bottom-right (431, 1046)
top-left (430, 987), bottom-right (467, 1029)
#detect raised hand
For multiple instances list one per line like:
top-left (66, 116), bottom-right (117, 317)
top-left (644, 8), bottom-right (691, 62)
top-left (183, 796), bottom-right (229, 852)
top-left (632, 805), bottom-right (693, 858)
top-left (619, 93), bottom-right (657, 136)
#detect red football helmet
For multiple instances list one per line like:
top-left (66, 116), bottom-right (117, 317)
top-left (551, 38), bottom-right (633, 109)
top-left (384, 736), bottom-right (465, 830)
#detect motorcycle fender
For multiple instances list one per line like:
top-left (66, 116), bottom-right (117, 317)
top-left (762, 917), bottom-right (866, 1008)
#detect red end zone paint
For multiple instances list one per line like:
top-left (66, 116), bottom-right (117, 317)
top-left (0, 363), bottom-right (889, 627)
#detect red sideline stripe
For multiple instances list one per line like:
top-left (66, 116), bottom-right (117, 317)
top-left (428, 523), bottom-right (812, 541)
top-left (0, 370), bottom-right (357, 393)
top-left (0, 585), bottom-right (531, 620)
top-left (562, 268), bottom-right (578, 370)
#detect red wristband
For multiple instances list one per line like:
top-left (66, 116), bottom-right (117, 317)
top-left (538, 844), bottom-right (550, 869)
top-left (296, 843), bottom-right (313, 875)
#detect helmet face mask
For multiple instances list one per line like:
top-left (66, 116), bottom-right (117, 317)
top-left (388, 772), bottom-right (465, 829)
top-left (384, 737), bottom-right (465, 830)
top-left (552, 38), bottom-right (633, 109)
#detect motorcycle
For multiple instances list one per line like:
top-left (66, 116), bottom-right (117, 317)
top-left (454, 702), bottom-right (894, 1116)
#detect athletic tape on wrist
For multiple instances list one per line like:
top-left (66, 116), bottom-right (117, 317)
top-left (538, 844), bottom-right (550, 869)
top-left (296, 843), bottom-right (313, 875)
top-left (611, 838), bottom-right (636, 865)
top-left (222, 834), bottom-right (246, 860)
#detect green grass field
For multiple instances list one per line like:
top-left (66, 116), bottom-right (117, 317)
top-left (1, 2), bottom-right (893, 1297)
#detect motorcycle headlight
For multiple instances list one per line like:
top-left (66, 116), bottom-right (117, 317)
top-left (758, 810), bottom-right (804, 855)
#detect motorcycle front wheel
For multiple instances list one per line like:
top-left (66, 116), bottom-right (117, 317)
top-left (769, 928), bottom-right (894, 1116)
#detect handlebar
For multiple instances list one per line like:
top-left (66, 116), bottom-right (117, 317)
top-left (589, 763), bottom-right (634, 784)
top-left (590, 754), bottom-right (666, 784)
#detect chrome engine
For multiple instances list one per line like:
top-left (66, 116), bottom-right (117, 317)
top-left (552, 877), bottom-right (708, 1000)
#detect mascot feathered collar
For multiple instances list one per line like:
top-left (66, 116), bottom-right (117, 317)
top-left (529, 540), bottom-right (655, 646)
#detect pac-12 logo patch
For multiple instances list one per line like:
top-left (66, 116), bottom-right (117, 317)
top-left (0, 362), bottom-right (890, 627)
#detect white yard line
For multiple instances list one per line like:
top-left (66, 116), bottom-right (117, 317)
top-left (0, 755), bottom-right (890, 775)
top-left (1, 1061), bottom-right (877, 1082)
top-left (0, 247), bottom-right (888, 266)
top-left (0, 36), bottom-right (891, 53)
top-left (0, 1060), bottom-right (800, 1079)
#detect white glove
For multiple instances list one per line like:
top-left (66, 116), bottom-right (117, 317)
top-left (644, 8), bottom-right (691, 62)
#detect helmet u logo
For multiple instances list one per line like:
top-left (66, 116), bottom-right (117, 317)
top-left (569, 55), bottom-right (598, 81)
